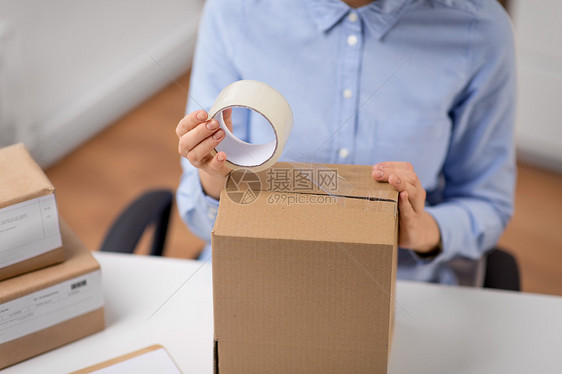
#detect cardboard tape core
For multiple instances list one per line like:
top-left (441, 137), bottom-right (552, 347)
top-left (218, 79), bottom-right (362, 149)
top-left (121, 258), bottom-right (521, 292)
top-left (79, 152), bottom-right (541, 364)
top-left (208, 80), bottom-right (293, 172)
top-left (214, 108), bottom-right (277, 168)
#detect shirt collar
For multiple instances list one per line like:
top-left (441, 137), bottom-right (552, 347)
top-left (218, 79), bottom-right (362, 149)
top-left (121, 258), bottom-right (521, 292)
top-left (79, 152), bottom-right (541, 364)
top-left (305, 0), bottom-right (412, 39)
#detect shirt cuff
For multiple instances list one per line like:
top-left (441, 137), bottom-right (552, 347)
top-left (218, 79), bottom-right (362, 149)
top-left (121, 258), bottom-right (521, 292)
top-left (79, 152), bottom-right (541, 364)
top-left (415, 203), bottom-right (467, 265)
top-left (202, 193), bottom-right (219, 212)
top-left (197, 180), bottom-right (220, 221)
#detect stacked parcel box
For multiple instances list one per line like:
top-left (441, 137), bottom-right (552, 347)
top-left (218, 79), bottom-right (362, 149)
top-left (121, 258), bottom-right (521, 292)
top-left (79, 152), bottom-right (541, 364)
top-left (0, 143), bottom-right (105, 369)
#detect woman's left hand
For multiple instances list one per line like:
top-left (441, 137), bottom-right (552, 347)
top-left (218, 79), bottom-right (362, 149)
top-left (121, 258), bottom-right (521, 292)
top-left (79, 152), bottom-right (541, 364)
top-left (371, 161), bottom-right (441, 254)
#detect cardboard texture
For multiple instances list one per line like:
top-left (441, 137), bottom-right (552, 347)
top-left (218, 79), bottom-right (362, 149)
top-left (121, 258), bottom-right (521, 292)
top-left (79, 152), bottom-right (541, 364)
top-left (0, 249), bottom-right (65, 282)
top-left (212, 162), bottom-right (398, 374)
top-left (0, 221), bottom-right (105, 369)
top-left (0, 143), bottom-right (63, 281)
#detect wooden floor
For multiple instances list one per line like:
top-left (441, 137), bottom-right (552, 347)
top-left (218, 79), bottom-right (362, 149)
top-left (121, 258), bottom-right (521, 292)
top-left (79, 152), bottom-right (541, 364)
top-left (46, 73), bottom-right (204, 261)
top-left (45, 73), bottom-right (562, 296)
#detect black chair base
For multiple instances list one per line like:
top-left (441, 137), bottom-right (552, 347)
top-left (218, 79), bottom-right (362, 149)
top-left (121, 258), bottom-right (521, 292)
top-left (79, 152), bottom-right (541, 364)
top-left (483, 248), bottom-right (521, 291)
top-left (100, 189), bottom-right (173, 256)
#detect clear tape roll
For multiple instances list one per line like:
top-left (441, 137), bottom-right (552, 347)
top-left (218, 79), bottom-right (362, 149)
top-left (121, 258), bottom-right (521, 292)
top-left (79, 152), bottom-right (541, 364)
top-left (208, 80), bottom-right (293, 172)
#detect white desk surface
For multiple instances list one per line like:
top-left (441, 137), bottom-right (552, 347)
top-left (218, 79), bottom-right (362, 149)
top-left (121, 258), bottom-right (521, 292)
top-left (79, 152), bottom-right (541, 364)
top-left (4, 252), bottom-right (562, 374)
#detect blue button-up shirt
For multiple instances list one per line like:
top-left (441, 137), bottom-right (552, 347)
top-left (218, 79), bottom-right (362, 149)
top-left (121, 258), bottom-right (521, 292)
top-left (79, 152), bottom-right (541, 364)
top-left (177, 0), bottom-right (516, 284)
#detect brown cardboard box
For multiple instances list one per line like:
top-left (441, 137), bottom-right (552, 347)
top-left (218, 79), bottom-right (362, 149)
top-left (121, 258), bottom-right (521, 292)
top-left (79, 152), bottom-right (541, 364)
top-left (0, 143), bottom-right (63, 281)
top-left (212, 162), bottom-right (398, 374)
top-left (0, 221), bottom-right (105, 369)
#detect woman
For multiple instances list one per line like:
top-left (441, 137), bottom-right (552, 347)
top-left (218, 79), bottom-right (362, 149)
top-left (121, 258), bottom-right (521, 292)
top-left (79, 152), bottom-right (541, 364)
top-left (175, 0), bottom-right (516, 284)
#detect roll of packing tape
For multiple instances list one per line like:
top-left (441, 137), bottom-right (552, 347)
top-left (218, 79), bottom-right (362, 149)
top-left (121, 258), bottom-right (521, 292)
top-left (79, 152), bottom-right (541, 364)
top-left (208, 80), bottom-right (293, 172)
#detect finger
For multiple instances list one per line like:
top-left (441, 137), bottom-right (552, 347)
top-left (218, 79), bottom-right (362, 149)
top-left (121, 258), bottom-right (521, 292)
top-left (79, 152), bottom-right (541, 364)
top-left (178, 119), bottom-right (221, 153)
top-left (398, 190), bottom-right (416, 220)
top-left (388, 174), bottom-right (425, 213)
top-left (222, 108), bottom-right (233, 132)
top-left (176, 110), bottom-right (209, 138)
top-left (184, 129), bottom-right (225, 166)
top-left (372, 167), bottom-right (418, 186)
top-left (387, 173), bottom-right (414, 195)
top-left (372, 168), bottom-right (424, 213)
top-left (372, 161), bottom-right (414, 172)
top-left (202, 151), bottom-right (228, 174)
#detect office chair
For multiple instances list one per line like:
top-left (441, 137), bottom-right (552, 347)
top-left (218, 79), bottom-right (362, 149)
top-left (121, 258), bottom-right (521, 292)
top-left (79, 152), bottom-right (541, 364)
top-left (99, 189), bottom-right (173, 256)
top-left (483, 248), bottom-right (521, 291)
top-left (445, 248), bottom-right (520, 291)
top-left (100, 189), bottom-right (521, 291)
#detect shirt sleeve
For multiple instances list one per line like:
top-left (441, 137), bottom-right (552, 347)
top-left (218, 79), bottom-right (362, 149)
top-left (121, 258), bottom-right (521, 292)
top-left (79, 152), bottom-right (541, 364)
top-left (176, 0), bottom-right (242, 244)
top-left (423, 6), bottom-right (516, 264)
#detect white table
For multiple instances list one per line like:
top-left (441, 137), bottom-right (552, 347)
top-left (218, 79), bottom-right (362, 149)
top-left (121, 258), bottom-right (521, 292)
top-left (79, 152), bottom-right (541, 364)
top-left (4, 252), bottom-right (562, 373)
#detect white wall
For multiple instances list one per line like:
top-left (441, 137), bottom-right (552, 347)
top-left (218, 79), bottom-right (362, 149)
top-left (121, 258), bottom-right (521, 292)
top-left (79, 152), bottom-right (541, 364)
top-left (0, 0), bottom-right (204, 166)
top-left (511, 1), bottom-right (562, 172)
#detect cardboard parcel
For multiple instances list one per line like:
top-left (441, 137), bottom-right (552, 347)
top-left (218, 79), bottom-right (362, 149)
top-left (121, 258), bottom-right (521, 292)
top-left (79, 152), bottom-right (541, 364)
top-left (0, 221), bottom-right (105, 369)
top-left (0, 143), bottom-right (63, 281)
top-left (212, 162), bottom-right (398, 374)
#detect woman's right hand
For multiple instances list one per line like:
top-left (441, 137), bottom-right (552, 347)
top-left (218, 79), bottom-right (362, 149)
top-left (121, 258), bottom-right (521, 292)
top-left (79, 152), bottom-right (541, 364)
top-left (176, 109), bottom-right (233, 199)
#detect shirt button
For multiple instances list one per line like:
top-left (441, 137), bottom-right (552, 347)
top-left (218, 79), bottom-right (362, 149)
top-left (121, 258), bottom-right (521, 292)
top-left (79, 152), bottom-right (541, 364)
top-left (348, 12), bottom-right (358, 22)
top-left (347, 35), bottom-right (358, 46)
top-left (338, 148), bottom-right (349, 159)
top-left (343, 89), bottom-right (353, 99)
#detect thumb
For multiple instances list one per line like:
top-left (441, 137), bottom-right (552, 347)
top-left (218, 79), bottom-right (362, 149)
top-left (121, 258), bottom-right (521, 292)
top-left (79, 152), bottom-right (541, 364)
top-left (222, 108), bottom-right (233, 132)
top-left (206, 151), bottom-right (230, 177)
